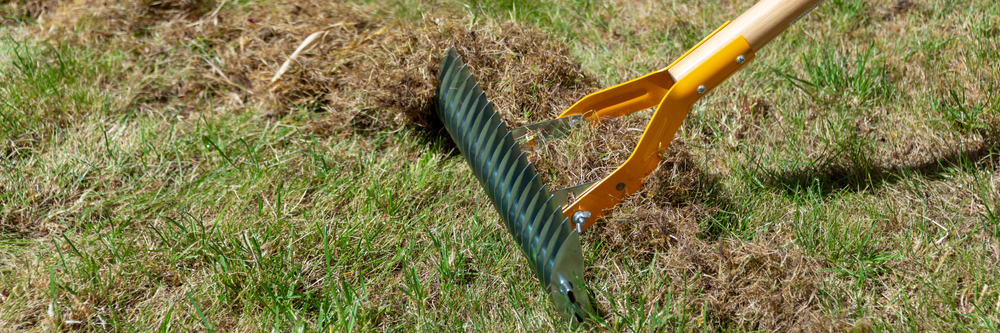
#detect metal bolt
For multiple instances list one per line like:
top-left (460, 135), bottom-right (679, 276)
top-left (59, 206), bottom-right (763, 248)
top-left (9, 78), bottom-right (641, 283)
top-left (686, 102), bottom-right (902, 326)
top-left (572, 211), bottom-right (591, 233)
top-left (697, 85), bottom-right (706, 94)
top-left (736, 55), bottom-right (745, 64)
top-left (616, 182), bottom-right (626, 191)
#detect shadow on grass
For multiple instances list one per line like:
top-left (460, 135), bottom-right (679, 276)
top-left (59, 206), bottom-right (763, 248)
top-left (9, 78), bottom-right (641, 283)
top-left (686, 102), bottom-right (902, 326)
top-left (757, 129), bottom-right (999, 198)
top-left (413, 116), bottom-right (462, 159)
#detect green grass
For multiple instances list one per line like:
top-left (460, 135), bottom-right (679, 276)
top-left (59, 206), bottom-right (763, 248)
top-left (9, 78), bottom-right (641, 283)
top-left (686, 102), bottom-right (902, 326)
top-left (2, 0), bottom-right (999, 331)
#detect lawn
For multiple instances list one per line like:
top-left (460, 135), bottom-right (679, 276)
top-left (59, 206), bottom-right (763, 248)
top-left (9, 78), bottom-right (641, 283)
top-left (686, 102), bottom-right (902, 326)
top-left (1, 0), bottom-right (998, 331)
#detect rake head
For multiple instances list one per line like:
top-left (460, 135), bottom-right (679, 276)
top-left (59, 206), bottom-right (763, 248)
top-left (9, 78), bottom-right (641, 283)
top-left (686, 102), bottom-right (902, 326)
top-left (432, 0), bottom-right (823, 323)
top-left (435, 48), bottom-right (596, 323)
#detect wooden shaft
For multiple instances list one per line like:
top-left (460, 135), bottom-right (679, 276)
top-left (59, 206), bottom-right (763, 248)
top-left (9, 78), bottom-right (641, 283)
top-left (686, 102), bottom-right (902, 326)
top-left (667, 0), bottom-right (823, 81)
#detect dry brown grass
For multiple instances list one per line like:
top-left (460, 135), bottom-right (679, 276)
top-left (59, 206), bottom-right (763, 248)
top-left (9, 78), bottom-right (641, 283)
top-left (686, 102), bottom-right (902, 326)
top-left (575, 142), bottom-right (848, 331)
top-left (0, 0), bottom-right (53, 22)
top-left (30, 0), bottom-right (594, 137)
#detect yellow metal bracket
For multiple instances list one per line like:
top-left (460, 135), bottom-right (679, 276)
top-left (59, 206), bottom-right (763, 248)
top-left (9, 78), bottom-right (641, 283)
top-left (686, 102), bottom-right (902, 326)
top-left (562, 35), bottom-right (756, 231)
top-left (557, 21), bottom-right (731, 121)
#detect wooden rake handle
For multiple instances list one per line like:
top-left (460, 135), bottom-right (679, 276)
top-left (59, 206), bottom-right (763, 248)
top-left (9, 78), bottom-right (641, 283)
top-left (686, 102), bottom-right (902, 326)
top-left (669, 0), bottom-right (824, 81)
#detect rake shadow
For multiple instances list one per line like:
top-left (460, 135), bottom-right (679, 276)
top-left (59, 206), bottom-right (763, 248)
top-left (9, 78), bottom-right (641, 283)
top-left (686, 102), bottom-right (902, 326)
top-left (758, 132), bottom-right (999, 198)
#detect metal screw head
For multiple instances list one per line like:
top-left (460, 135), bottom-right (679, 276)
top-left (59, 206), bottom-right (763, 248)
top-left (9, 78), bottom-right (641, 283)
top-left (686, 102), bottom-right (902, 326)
top-left (571, 211), bottom-right (591, 233)
top-left (736, 55), bottom-right (745, 64)
top-left (616, 182), bottom-right (626, 191)
top-left (697, 85), bottom-right (706, 94)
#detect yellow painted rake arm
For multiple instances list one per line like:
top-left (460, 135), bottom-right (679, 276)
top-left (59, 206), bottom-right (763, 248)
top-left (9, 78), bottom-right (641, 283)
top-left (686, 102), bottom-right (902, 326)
top-left (559, 0), bottom-right (825, 230)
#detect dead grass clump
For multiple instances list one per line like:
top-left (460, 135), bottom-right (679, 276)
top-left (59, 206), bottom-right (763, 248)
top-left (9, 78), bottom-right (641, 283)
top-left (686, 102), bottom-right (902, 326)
top-left (599, 200), bottom-right (708, 255)
top-left (140, 0), bottom-right (214, 21)
top-left (267, 17), bottom-right (595, 135)
top-left (882, 0), bottom-right (916, 20)
top-left (598, 194), bottom-right (840, 330)
top-left (696, 241), bottom-right (841, 331)
top-left (0, 0), bottom-right (54, 21)
top-left (0, 184), bottom-right (80, 238)
top-left (42, 0), bottom-right (213, 39)
top-left (580, 142), bottom-right (843, 331)
top-left (445, 26), bottom-right (595, 124)
top-left (1, 210), bottom-right (33, 238)
top-left (0, 198), bottom-right (33, 238)
top-left (36, 0), bottom-right (594, 134)
top-left (589, 140), bottom-right (708, 256)
top-left (602, 201), bottom-right (840, 330)
top-left (526, 114), bottom-right (649, 190)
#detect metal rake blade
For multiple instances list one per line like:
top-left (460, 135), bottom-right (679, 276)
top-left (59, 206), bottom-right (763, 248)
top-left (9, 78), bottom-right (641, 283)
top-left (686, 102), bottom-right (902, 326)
top-left (435, 47), bottom-right (596, 323)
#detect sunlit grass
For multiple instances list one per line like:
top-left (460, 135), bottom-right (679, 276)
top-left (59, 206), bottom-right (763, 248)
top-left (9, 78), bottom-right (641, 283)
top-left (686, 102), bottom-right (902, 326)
top-left (1, 0), bottom-right (998, 331)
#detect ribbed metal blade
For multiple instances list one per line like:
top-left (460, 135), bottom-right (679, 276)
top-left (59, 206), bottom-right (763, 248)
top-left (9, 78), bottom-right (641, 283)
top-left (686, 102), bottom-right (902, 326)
top-left (435, 47), bottom-right (595, 323)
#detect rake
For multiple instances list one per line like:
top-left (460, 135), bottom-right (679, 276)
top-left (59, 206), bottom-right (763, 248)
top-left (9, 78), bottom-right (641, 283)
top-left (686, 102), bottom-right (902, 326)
top-left (435, 0), bottom-right (824, 323)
